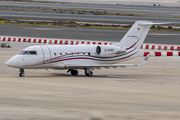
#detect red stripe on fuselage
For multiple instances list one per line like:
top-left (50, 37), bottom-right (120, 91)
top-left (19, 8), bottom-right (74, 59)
top-left (126, 38), bottom-right (140, 50)
top-left (26, 51), bottom-right (138, 67)
top-left (50, 51), bottom-right (138, 64)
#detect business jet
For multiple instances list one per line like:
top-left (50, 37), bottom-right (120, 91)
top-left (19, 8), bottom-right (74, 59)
top-left (5, 21), bottom-right (163, 77)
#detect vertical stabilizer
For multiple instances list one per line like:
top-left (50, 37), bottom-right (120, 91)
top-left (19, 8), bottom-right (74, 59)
top-left (117, 21), bottom-right (165, 50)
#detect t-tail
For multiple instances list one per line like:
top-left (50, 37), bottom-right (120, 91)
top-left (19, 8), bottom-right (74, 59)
top-left (116, 21), bottom-right (167, 50)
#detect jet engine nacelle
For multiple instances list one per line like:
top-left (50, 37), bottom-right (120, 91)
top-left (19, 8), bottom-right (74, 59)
top-left (95, 45), bottom-right (126, 57)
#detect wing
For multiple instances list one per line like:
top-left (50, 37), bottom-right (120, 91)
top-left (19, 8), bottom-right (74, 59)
top-left (64, 54), bottom-right (150, 69)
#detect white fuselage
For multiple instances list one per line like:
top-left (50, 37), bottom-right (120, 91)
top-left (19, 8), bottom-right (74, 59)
top-left (6, 44), bottom-right (144, 69)
top-left (4, 21), bottom-right (164, 77)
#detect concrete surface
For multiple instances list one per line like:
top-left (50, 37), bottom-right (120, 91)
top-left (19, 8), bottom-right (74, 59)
top-left (0, 42), bottom-right (180, 120)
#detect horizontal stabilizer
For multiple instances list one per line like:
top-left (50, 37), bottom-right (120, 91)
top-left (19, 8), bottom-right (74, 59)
top-left (137, 54), bottom-right (150, 66)
top-left (139, 22), bottom-right (170, 26)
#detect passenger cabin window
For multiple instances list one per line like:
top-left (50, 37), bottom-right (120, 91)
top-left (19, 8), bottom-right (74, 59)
top-left (54, 53), bottom-right (56, 56)
top-left (27, 51), bottom-right (37, 55)
top-left (88, 52), bottom-right (90, 56)
top-left (18, 51), bottom-right (28, 55)
top-left (77, 53), bottom-right (79, 55)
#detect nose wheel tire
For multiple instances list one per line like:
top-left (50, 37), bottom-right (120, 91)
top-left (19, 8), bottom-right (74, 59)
top-left (19, 73), bottom-right (25, 77)
top-left (19, 69), bottom-right (25, 77)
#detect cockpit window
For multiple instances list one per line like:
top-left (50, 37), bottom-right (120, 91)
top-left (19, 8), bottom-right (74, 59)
top-left (18, 51), bottom-right (37, 55)
top-left (18, 51), bottom-right (28, 55)
top-left (27, 51), bottom-right (37, 55)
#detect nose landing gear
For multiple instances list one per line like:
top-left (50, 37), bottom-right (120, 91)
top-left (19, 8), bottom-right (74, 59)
top-left (19, 68), bottom-right (25, 77)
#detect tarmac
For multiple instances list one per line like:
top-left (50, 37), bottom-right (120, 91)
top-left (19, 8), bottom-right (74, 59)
top-left (1, 42), bottom-right (180, 120)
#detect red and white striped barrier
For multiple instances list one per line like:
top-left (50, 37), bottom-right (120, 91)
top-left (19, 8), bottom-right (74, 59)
top-left (141, 44), bottom-right (180, 51)
top-left (144, 52), bottom-right (180, 57)
top-left (0, 36), bottom-right (112, 45)
top-left (1, 36), bottom-right (180, 55)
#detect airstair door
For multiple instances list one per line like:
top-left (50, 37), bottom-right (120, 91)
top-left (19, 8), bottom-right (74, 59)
top-left (40, 46), bottom-right (51, 64)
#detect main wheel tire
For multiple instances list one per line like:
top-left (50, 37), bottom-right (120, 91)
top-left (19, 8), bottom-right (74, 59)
top-left (71, 70), bottom-right (78, 76)
top-left (85, 71), bottom-right (93, 76)
top-left (89, 71), bottom-right (93, 76)
top-left (85, 73), bottom-right (89, 76)
top-left (74, 70), bottom-right (78, 75)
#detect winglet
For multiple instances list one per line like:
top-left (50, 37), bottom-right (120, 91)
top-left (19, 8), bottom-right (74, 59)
top-left (135, 54), bottom-right (150, 66)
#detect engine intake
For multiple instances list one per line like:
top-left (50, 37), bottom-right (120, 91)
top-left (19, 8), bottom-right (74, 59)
top-left (96, 45), bottom-right (126, 57)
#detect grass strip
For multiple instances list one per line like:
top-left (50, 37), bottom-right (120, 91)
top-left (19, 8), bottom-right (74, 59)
top-left (0, 22), bottom-right (179, 32)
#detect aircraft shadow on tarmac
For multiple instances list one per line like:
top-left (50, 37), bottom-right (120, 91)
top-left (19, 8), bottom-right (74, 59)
top-left (20, 72), bottom-right (137, 79)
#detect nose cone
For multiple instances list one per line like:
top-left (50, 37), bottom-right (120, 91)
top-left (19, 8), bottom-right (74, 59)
top-left (5, 59), bottom-right (12, 66)
top-left (5, 55), bottom-right (23, 68)
top-left (5, 57), bottom-right (17, 68)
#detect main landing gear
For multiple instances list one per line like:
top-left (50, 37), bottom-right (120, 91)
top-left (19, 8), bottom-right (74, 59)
top-left (19, 68), bottom-right (25, 77)
top-left (84, 68), bottom-right (93, 76)
top-left (67, 68), bottom-right (93, 76)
